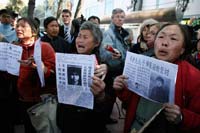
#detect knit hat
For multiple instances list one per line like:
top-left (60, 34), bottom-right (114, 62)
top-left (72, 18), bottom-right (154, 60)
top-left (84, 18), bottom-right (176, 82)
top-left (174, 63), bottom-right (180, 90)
top-left (140, 18), bottom-right (159, 34)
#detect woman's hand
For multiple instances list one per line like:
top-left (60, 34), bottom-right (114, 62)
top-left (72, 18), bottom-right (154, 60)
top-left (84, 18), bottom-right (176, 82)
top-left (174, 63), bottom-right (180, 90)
top-left (18, 56), bottom-right (36, 68)
top-left (113, 75), bottom-right (128, 91)
top-left (18, 56), bottom-right (47, 73)
top-left (90, 76), bottom-right (105, 97)
top-left (111, 48), bottom-right (121, 59)
top-left (163, 103), bottom-right (183, 124)
top-left (94, 64), bottom-right (108, 80)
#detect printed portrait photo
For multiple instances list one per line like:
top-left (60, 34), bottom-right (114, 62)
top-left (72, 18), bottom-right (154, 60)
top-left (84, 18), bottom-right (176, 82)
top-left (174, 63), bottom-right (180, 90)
top-left (67, 65), bottom-right (82, 86)
top-left (148, 73), bottom-right (170, 103)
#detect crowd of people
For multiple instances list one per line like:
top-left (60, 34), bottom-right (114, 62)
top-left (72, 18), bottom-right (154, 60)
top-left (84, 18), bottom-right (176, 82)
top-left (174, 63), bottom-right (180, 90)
top-left (0, 7), bottom-right (200, 133)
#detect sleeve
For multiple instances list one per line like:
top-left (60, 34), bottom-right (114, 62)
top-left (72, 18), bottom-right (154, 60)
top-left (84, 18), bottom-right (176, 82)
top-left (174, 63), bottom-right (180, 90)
top-left (180, 62), bottom-right (200, 131)
top-left (99, 30), bottom-right (123, 70)
top-left (116, 86), bottom-right (133, 103)
top-left (41, 42), bottom-right (55, 78)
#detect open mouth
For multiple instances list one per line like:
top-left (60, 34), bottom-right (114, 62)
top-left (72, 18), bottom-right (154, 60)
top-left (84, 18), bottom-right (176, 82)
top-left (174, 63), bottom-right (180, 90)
top-left (158, 50), bottom-right (168, 56)
top-left (16, 31), bottom-right (23, 36)
top-left (77, 44), bottom-right (85, 50)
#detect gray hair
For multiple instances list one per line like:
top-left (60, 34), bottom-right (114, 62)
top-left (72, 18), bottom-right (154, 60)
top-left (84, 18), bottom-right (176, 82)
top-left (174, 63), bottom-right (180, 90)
top-left (80, 21), bottom-right (103, 44)
top-left (111, 8), bottom-right (125, 18)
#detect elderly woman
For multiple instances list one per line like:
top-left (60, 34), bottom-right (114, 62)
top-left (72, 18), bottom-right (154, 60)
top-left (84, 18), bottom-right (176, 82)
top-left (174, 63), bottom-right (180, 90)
top-left (57, 21), bottom-right (108, 133)
top-left (131, 18), bottom-right (158, 54)
top-left (113, 23), bottom-right (200, 133)
top-left (15, 17), bottom-right (55, 133)
top-left (142, 22), bottom-right (162, 57)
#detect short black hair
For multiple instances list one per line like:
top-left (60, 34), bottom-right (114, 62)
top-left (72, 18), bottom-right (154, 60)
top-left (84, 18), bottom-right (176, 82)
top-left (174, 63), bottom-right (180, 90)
top-left (17, 17), bottom-right (40, 36)
top-left (34, 17), bottom-right (40, 26)
top-left (0, 9), bottom-right (11, 16)
top-left (62, 9), bottom-right (72, 16)
top-left (156, 22), bottom-right (192, 60)
top-left (43, 16), bottom-right (58, 29)
top-left (156, 76), bottom-right (164, 84)
top-left (88, 16), bottom-right (100, 24)
top-left (10, 11), bottom-right (18, 19)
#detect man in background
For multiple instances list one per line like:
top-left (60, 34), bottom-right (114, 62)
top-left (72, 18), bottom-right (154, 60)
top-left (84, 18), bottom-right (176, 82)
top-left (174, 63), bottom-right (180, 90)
top-left (99, 8), bottom-right (130, 125)
top-left (88, 15), bottom-right (100, 25)
top-left (59, 9), bottom-right (72, 44)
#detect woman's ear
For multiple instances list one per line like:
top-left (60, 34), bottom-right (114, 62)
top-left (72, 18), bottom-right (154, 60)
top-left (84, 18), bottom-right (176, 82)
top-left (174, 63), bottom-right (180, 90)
top-left (94, 41), bottom-right (100, 47)
top-left (181, 47), bottom-right (185, 55)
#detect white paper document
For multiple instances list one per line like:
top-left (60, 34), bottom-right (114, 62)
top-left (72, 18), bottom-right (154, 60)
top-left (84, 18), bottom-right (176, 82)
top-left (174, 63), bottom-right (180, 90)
top-left (33, 39), bottom-right (45, 87)
top-left (56, 53), bottom-right (95, 109)
top-left (123, 51), bottom-right (178, 103)
top-left (0, 42), bottom-right (22, 76)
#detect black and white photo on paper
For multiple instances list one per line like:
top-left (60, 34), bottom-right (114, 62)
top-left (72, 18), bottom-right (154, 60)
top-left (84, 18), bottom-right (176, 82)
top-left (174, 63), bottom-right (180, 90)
top-left (67, 65), bottom-right (82, 86)
top-left (148, 73), bottom-right (170, 103)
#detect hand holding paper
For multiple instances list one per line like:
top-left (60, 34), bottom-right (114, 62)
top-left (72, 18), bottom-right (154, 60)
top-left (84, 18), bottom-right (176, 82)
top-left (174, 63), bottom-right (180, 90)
top-left (94, 64), bottom-right (108, 80)
top-left (90, 76), bottom-right (105, 96)
top-left (113, 75), bottom-right (128, 91)
top-left (163, 103), bottom-right (182, 124)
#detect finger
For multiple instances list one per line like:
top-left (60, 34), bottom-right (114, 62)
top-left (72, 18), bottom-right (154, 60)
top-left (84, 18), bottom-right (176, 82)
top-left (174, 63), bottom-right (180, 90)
top-left (94, 72), bottom-right (102, 77)
top-left (164, 111), bottom-right (177, 119)
top-left (92, 76), bottom-right (103, 87)
top-left (28, 56), bottom-right (34, 61)
top-left (164, 104), bottom-right (182, 123)
top-left (18, 60), bottom-right (31, 66)
top-left (113, 82), bottom-right (125, 90)
top-left (165, 112), bottom-right (181, 124)
top-left (101, 74), bottom-right (106, 80)
top-left (95, 65), bottom-right (100, 71)
top-left (31, 62), bottom-right (37, 69)
top-left (94, 71), bottom-right (105, 78)
top-left (91, 77), bottom-right (105, 95)
top-left (164, 104), bottom-right (180, 115)
top-left (95, 65), bottom-right (105, 74)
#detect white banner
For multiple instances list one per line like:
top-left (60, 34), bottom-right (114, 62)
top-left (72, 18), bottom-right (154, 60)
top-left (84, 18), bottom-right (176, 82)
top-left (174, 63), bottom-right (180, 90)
top-left (0, 42), bottom-right (22, 76)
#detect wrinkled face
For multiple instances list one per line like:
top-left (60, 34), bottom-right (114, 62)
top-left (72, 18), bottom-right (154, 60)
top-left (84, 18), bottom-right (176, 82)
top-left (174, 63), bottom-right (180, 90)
top-left (46, 20), bottom-right (59, 37)
top-left (112, 12), bottom-right (125, 27)
top-left (62, 12), bottom-right (71, 25)
top-left (16, 20), bottom-right (33, 39)
top-left (146, 25), bottom-right (159, 47)
top-left (154, 25), bottom-right (185, 63)
top-left (76, 29), bottom-right (98, 54)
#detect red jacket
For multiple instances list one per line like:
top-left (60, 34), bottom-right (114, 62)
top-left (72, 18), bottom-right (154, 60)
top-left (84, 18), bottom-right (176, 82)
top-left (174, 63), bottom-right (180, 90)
top-left (17, 42), bottom-right (55, 102)
top-left (117, 60), bottom-right (200, 133)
